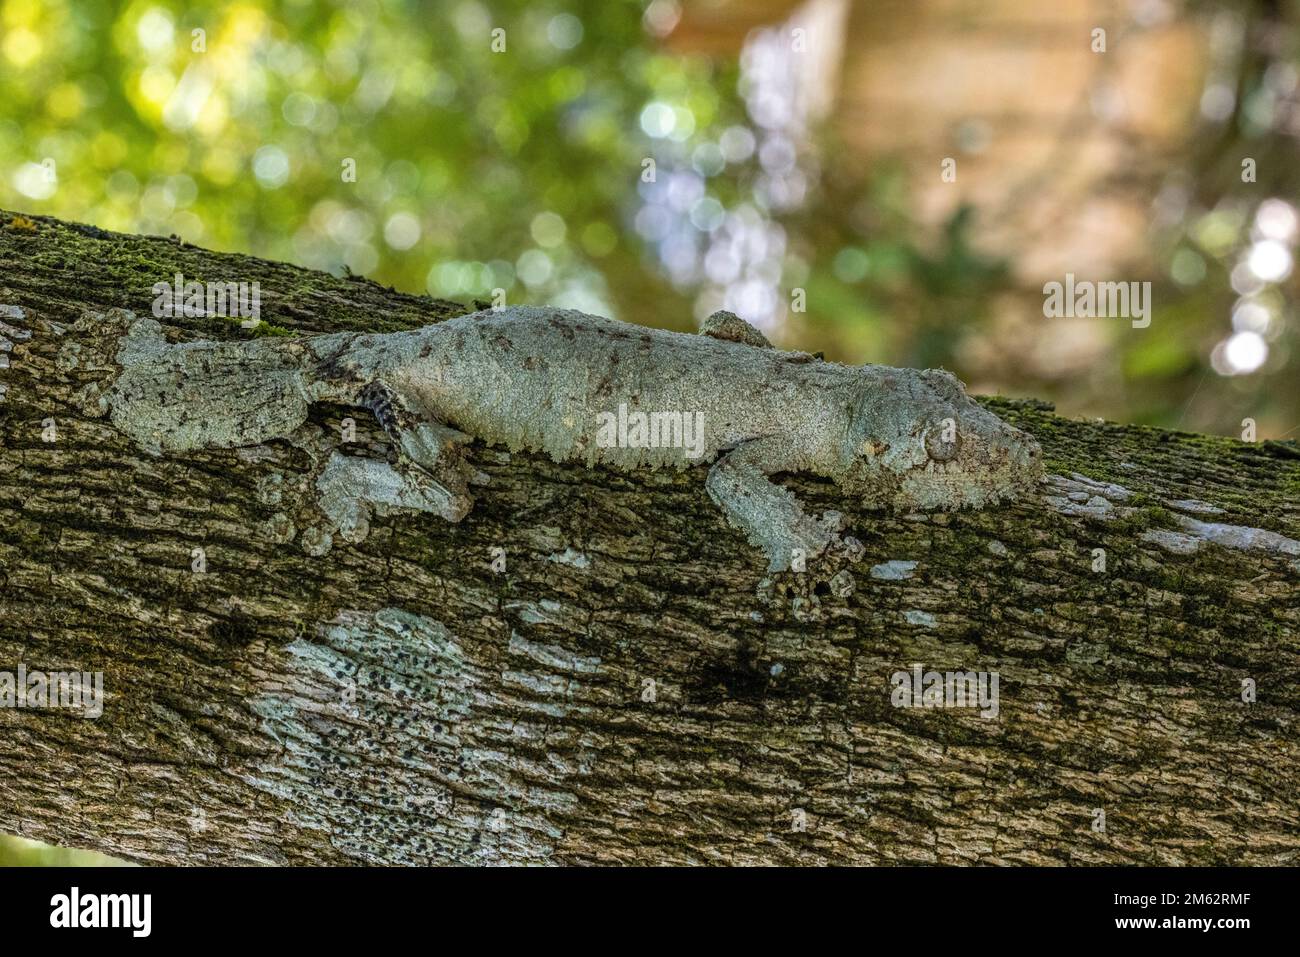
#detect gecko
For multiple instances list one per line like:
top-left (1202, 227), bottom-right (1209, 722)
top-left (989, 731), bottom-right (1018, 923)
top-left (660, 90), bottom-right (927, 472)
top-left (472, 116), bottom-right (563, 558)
top-left (81, 305), bottom-right (1042, 572)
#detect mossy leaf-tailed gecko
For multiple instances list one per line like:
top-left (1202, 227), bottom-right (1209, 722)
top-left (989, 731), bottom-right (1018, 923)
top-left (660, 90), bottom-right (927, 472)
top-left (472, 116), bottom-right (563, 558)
top-left (80, 306), bottom-right (1042, 571)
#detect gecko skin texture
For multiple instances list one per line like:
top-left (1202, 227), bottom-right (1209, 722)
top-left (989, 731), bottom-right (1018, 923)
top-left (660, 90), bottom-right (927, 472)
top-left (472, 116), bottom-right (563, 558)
top-left (104, 306), bottom-right (1042, 571)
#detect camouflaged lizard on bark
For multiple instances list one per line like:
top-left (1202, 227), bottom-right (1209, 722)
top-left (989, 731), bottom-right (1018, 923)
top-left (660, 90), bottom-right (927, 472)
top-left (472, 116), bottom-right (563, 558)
top-left (77, 306), bottom-right (1042, 572)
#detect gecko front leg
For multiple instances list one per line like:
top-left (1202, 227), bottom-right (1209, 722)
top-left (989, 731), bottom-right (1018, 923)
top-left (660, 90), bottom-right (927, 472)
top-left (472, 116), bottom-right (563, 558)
top-left (311, 382), bottom-right (475, 546)
top-left (356, 380), bottom-right (474, 522)
top-left (706, 439), bottom-right (842, 573)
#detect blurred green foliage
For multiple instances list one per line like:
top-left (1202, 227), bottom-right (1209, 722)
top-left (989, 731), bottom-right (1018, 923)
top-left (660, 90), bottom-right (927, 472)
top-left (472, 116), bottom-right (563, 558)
top-left (0, 833), bottom-right (129, 866)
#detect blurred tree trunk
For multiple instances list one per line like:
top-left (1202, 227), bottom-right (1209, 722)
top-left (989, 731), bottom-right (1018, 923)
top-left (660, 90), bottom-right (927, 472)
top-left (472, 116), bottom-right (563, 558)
top-left (0, 209), bottom-right (1296, 865)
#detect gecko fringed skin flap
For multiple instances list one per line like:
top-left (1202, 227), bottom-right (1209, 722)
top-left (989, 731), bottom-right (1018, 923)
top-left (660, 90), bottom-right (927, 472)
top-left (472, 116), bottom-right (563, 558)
top-left (87, 305), bottom-right (1043, 572)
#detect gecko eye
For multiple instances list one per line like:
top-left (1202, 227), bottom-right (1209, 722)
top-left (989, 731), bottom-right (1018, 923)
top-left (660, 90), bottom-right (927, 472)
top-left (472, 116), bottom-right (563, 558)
top-left (925, 429), bottom-right (960, 462)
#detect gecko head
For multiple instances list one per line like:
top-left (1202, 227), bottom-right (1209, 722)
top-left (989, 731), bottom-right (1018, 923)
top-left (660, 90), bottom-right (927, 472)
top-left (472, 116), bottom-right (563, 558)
top-left (842, 368), bottom-right (1041, 510)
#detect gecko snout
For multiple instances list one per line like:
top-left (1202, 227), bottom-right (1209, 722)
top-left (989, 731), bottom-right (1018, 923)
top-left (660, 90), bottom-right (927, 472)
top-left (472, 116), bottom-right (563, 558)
top-left (980, 419), bottom-right (1043, 480)
top-left (920, 410), bottom-right (1042, 478)
top-left (1011, 428), bottom-right (1043, 471)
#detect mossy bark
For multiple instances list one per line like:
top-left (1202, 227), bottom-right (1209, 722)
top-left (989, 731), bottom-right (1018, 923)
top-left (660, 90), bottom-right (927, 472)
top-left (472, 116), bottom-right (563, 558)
top-left (0, 209), bottom-right (1297, 865)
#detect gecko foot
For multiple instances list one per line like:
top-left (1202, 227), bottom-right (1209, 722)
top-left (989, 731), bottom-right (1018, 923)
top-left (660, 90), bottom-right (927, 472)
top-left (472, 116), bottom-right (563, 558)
top-left (756, 530), bottom-right (865, 617)
top-left (316, 451), bottom-right (470, 547)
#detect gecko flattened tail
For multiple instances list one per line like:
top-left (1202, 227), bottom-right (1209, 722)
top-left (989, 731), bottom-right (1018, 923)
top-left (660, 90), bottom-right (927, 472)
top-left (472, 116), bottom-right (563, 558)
top-left (106, 316), bottom-right (314, 455)
top-left (97, 314), bottom-right (475, 556)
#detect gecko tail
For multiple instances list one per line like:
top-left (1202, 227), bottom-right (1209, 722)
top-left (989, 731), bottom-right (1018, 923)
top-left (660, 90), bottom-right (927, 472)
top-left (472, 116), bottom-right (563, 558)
top-left (108, 319), bottom-right (314, 453)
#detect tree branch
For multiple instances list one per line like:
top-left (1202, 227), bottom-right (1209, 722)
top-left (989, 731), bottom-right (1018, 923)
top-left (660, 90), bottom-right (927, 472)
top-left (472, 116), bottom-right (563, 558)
top-left (1, 209), bottom-right (1297, 865)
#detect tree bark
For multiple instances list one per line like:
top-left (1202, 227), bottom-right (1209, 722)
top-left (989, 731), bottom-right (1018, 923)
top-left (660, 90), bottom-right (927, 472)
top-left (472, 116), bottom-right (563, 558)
top-left (0, 208), bottom-right (1297, 866)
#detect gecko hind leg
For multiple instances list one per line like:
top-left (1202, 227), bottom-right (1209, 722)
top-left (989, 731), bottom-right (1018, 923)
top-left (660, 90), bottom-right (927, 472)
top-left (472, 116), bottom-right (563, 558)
top-left (357, 380), bottom-right (474, 522)
top-left (315, 452), bottom-right (468, 544)
top-left (705, 441), bottom-right (842, 573)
